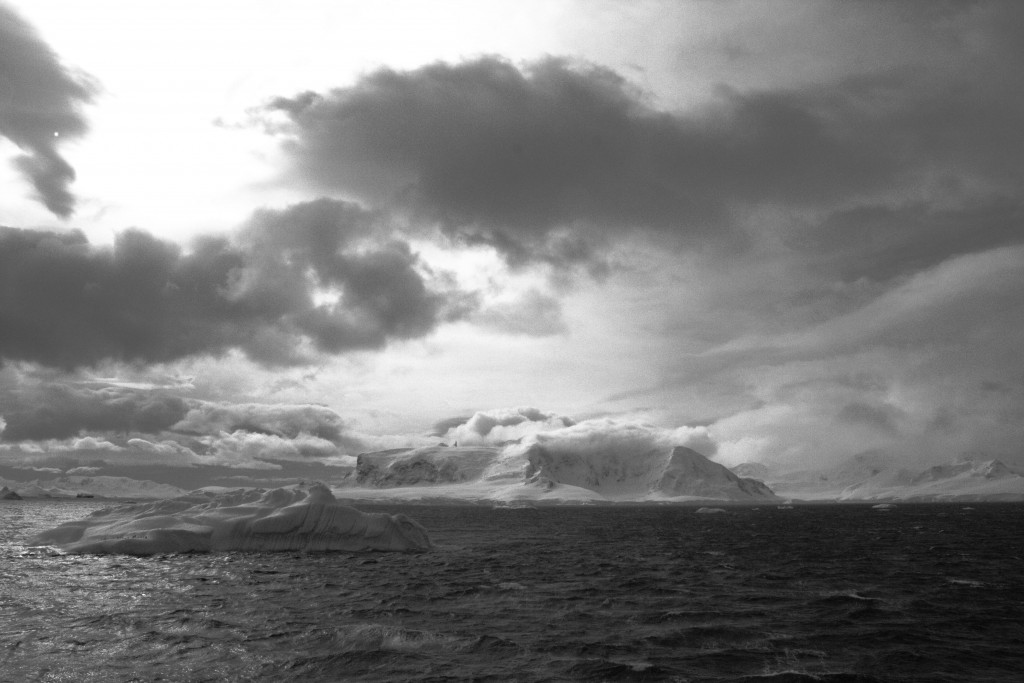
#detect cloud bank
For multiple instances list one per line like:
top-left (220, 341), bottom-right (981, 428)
top-left (437, 406), bottom-right (576, 446)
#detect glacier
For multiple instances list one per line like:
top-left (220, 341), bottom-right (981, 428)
top-left (29, 483), bottom-right (432, 555)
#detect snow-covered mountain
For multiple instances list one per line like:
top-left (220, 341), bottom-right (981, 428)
top-left (356, 447), bottom-right (498, 487)
top-left (349, 442), bottom-right (778, 503)
top-left (737, 456), bottom-right (1024, 502)
top-left (523, 443), bottom-right (776, 501)
top-left (838, 459), bottom-right (1024, 502)
top-left (0, 475), bottom-right (187, 499)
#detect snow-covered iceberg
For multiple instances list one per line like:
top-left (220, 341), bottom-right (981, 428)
top-left (29, 483), bottom-right (431, 555)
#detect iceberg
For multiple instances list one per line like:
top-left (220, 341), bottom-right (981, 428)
top-left (29, 483), bottom-right (431, 555)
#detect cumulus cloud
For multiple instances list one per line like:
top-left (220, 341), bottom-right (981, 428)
top-left (199, 430), bottom-right (342, 469)
top-left (505, 418), bottom-right (718, 465)
top-left (172, 401), bottom-right (362, 450)
top-left (66, 466), bottom-right (101, 475)
top-left (438, 406), bottom-right (576, 445)
top-left (125, 437), bottom-right (203, 463)
top-left (68, 436), bottom-right (121, 451)
top-left (0, 198), bottom-right (475, 369)
top-left (436, 408), bottom-right (718, 460)
top-left (0, 4), bottom-right (96, 216)
top-left (163, 400), bottom-right (406, 469)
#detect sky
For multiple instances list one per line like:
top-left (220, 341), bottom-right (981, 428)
top-left (2, 0), bottom-right (1023, 488)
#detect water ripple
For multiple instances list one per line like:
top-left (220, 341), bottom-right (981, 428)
top-left (2, 501), bottom-right (1023, 681)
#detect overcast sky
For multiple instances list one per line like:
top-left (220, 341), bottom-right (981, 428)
top-left (2, 1), bottom-right (1023, 484)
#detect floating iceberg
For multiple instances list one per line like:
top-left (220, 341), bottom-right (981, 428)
top-left (29, 483), bottom-right (431, 555)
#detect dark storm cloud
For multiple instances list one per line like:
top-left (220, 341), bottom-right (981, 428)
top-left (263, 57), bottom-right (896, 262)
top-left (261, 8), bottom-right (1024, 274)
top-left (0, 384), bottom-right (188, 442)
top-left (0, 226), bottom-right (248, 368)
top-left (0, 3), bottom-right (96, 217)
top-left (236, 199), bottom-right (475, 356)
top-left (0, 199), bottom-right (474, 369)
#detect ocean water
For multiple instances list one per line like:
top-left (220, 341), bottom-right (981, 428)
top-left (2, 501), bottom-right (1023, 682)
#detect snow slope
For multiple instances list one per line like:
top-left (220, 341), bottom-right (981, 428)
top-left (745, 457), bottom-right (1024, 502)
top-left (524, 443), bottom-right (777, 501)
top-left (345, 441), bottom-right (777, 503)
top-left (356, 447), bottom-right (498, 487)
top-left (838, 459), bottom-right (1024, 502)
top-left (29, 483), bottom-right (432, 555)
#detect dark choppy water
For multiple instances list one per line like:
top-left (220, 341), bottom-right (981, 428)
top-left (2, 501), bottom-right (1023, 682)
